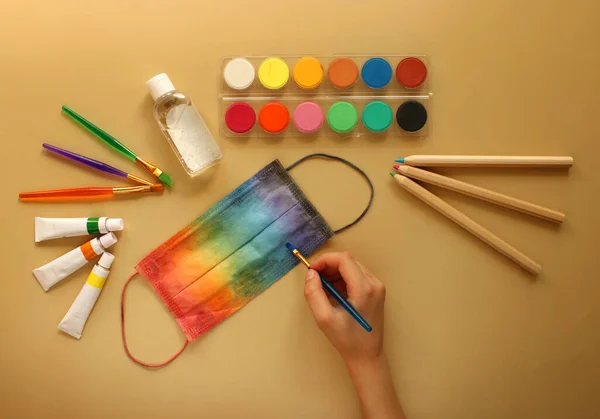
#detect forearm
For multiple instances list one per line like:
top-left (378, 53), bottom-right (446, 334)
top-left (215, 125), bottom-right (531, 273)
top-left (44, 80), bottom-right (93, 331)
top-left (346, 354), bottom-right (405, 419)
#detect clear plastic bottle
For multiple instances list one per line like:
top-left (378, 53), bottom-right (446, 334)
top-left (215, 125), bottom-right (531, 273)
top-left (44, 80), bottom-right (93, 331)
top-left (147, 73), bottom-right (223, 176)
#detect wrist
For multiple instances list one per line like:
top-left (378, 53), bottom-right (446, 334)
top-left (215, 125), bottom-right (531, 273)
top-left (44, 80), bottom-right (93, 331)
top-left (344, 352), bottom-right (404, 419)
top-left (345, 352), bottom-right (389, 381)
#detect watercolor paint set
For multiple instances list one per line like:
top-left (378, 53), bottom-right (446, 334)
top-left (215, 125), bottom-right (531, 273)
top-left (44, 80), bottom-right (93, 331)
top-left (219, 55), bottom-right (432, 138)
top-left (221, 95), bottom-right (430, 137)
top-left (221, 55), bottom-right (430, 94)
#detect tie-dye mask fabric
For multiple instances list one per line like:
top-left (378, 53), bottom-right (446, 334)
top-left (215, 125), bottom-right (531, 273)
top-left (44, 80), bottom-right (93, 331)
top-left (121, 155), bottom-right (373, 367)
top-left (136, 159), bottom-right (334, 341)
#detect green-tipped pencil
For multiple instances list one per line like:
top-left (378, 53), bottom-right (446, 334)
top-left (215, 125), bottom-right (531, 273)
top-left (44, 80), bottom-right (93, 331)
top-left (62, 105), bottom-right (173, 188)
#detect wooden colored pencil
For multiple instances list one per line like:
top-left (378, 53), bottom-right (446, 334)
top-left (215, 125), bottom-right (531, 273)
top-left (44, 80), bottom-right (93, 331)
top-left (395, 155), bottom-right (573, 168)
top-left (391, 172), bottom-right (542, 275)
top-left (394, 165), bottom-right (565, 223)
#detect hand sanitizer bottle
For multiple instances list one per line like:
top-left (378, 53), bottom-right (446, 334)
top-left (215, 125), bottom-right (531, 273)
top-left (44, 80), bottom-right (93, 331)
top-left (147, 73), bottom-right (223, 176)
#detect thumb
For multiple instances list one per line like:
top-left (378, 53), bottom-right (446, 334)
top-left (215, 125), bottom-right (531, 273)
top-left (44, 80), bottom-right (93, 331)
top-left (304, 269), bottom-right (333, 325)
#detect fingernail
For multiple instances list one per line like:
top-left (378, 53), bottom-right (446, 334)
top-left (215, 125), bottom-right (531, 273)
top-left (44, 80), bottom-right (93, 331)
top-left (305, 270), bottom-right (316, 281)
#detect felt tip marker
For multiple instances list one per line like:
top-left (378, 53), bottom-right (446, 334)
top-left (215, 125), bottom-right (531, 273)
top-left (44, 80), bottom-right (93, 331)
top-left (285, 242), bottom-right (372, 332)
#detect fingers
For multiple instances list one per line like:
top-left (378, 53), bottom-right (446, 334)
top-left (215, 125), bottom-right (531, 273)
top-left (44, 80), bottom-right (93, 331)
top-left (309, 256), bottom-right (343, 282)
top-left (311, 252), bottom-right (368, 299)
top-left (303, 269), bottom-right (333, 327)
top-left (356, 260), bottom-right (386, 301)
top-left (355, 261), bottom-right (376, 285)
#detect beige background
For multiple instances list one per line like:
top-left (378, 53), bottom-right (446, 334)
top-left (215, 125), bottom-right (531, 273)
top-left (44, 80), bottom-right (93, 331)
top-left (1, 1), bottom-right (599, 418)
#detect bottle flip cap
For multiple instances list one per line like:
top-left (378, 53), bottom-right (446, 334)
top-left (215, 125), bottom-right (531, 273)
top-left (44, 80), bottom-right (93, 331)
top-left (147, 73), bottom-right (176, 101)
top-left (98, 252), bottom-right (115, 269)
top-left (98, 232), bottom-right (118, 249)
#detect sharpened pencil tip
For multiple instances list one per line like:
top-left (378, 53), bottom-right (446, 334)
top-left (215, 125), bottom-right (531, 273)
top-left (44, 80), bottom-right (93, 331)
top-left (390, 171), bottom-right (396, 177)
top-left (393, 164), bottom-right (399, 170)
top-left (395, 158), bottom-right (405, 163)
top-left (285, 243), bottom-right (295, 252)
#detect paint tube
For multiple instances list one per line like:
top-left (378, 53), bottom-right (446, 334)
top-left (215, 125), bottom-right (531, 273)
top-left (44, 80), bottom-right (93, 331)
top-left (35, 217), bottom-right (124, 242)
top-left (58, 252), bottom-right (115, 339)
top-left (32, 233), bottom-right (118, 291)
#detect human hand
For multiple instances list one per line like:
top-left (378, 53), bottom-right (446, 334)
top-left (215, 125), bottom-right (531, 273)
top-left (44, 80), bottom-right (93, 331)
top-left (303, 252), bottom-right (386, 368)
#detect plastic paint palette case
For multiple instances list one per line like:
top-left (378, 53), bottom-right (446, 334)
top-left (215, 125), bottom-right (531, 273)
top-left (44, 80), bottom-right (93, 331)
top-left (221, 96), bottom-right (430, 137)
top-left (220, 55), bottom-right (430, 93)
top-left (219, 54), bottom-right (432, 138)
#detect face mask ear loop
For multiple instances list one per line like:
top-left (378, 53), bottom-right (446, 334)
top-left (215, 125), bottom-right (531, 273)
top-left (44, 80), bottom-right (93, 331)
top-left (121, 272), bottom-right (189, 368)
top-left (286, 153), bottom-right (374, 234)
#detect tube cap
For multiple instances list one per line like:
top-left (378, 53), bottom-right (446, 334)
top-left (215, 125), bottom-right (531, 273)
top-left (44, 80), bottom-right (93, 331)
top-left (98, 252), bottom-right (115, 269)
top-left (106, 218), bottom-right (124, 231)
top-left (147, 73), bottom-right (176, 101)
top-left (98, 232), bottom-right (118, 249)
top-left (98, 217), bottom-right (108, 233)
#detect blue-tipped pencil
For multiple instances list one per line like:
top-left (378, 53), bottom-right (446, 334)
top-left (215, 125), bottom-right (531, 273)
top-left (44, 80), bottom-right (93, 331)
top-left (285, 242), bottom-right (372, 332)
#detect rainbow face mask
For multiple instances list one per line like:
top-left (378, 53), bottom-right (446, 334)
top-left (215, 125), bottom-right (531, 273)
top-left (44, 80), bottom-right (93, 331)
top-left (121, 155), bottom-right (373, 367)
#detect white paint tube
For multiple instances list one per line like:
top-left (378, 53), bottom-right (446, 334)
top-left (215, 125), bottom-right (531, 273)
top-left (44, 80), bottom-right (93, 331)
top-left (35, 217), bottom-right (124, 242)
top-left (58, 252), bottom-right (115, 339)
top-left (32, 233), bottom-right (118, 291)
